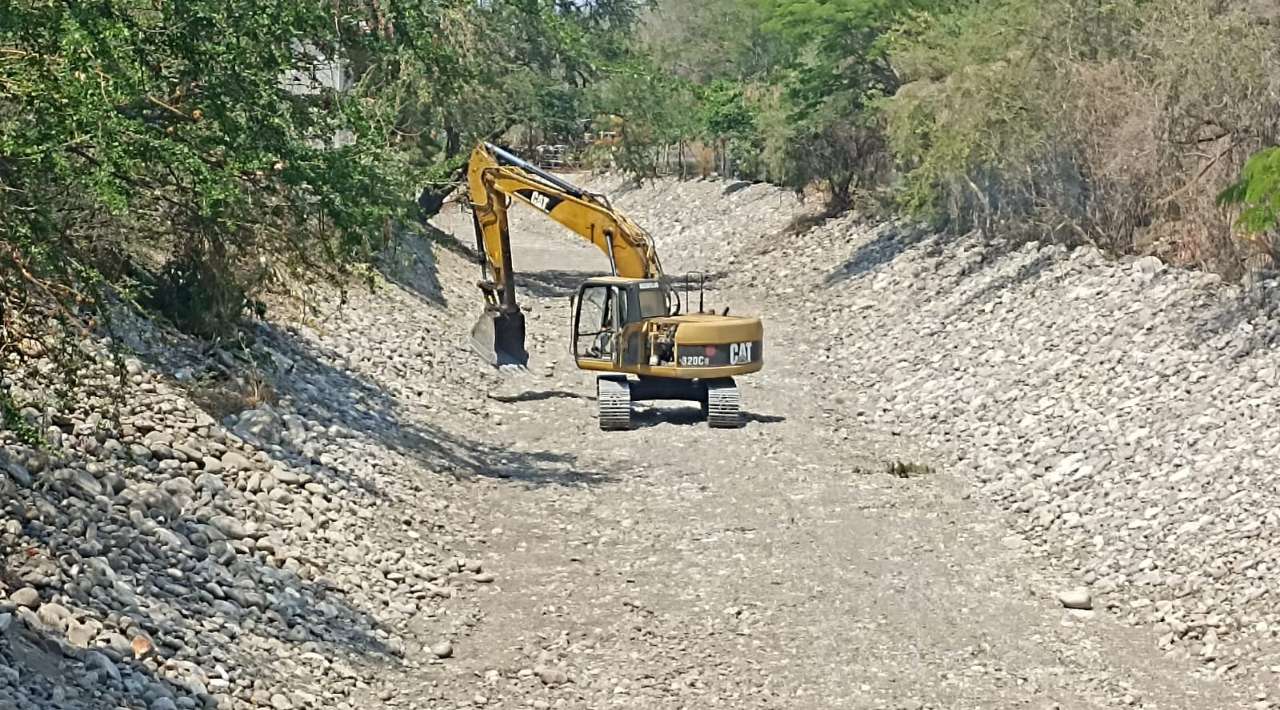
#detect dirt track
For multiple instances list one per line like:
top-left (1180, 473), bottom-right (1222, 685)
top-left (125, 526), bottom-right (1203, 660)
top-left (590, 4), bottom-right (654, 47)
top-left (385, 194), bottom-right (1244, 709)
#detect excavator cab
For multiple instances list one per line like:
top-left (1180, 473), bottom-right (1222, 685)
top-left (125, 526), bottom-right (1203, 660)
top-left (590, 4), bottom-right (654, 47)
top-left (572, 277), bottom-right (677, 368)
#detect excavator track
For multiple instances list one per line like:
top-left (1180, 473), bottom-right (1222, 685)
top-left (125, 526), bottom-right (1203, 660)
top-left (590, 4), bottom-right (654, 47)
top-left (706, 378), bottom-right (743, 429)
top-left (597, 376), bottom-right (633, 431)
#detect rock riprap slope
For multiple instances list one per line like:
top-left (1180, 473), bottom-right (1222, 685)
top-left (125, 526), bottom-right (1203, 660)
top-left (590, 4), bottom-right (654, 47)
top-left (0, 233), bottom-right (536, 710)
top-left (588, 173), bottom-right (1280, 696)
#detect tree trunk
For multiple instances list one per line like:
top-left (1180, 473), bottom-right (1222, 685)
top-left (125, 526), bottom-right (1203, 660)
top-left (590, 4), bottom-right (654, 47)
top-left (829, 174), bottom-right (855, 214)
top-left (444, 123), bottom-right (460, 158)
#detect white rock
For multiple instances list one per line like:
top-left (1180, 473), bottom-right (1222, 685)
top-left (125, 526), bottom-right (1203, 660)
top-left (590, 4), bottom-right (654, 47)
top-left (1057, 588), bottom-right (1093, 610)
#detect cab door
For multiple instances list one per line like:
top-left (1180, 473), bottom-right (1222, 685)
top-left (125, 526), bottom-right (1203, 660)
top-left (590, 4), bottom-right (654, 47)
top-left (572, 284), bottom-right (621, 366)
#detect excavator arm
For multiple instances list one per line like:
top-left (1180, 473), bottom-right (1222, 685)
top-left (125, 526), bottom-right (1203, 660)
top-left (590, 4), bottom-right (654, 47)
top-left (465, 142), bottom-right (664, 366)
top-left (468, 142), bottom-right (663, 283)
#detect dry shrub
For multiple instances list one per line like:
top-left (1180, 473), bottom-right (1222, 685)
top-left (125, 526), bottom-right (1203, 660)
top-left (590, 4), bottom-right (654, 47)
top-left (188, 370), bottom-right (277, 421)
top-left (885, 0), bottom-right (1280, 279)
top-left (1136, 0), bottom-right (1280, 276)
top-left (691, 143), bottom-right (717, 178)
top-left (1061, 62), bottom-right (1161, 254)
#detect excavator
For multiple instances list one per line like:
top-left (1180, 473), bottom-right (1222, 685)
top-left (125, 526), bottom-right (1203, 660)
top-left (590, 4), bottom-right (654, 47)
top-left (464, 142), bottom-right (764, 430)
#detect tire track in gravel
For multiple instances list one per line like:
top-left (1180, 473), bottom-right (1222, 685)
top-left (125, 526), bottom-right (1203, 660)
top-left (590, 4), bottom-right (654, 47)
top-left (394, 203), bottom-right (1247, 709)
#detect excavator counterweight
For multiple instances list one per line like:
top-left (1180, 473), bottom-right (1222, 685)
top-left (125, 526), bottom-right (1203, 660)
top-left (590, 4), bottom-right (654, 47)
top-left (462, 142), bottom-right (764, 429)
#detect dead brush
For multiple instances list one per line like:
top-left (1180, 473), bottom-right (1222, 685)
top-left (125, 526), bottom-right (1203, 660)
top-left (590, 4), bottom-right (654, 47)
top-left (886, 460), bottom-right (934, 478)
top-left (187, 369), bottom-right (277, 421)
top-left (186, 334), bottom-right (279, 420)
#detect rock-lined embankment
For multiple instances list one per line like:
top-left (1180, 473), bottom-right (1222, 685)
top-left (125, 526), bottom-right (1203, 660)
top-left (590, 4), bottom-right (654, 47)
top-left (590, 172), bottom-right (1280, 690)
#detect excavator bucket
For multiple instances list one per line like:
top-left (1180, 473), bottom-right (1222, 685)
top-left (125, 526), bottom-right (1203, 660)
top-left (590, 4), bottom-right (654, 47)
top-left (470, 310), bottom-right (529, 368)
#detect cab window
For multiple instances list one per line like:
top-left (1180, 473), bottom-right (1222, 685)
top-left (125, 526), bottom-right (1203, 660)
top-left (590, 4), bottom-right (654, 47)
top-left (637, 286), bottom-right (668, 318)
top-left (575, 285), bottom-right (616, 360)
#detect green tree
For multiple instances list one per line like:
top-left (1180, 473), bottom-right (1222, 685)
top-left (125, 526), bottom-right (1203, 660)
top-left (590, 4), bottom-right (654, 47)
top-left (0, 0), bottom-right (653, 433)
top-left (698, 80), bottom-right (762, 178)
top-left (1, 0), bottom-right (416, 337)
top-left (1220, 148), bottom-right (1280, 235)
top-left (590, 58), bottom-right (699, 177)
top-left (752, 0), bottom-right (943, 208)
top-left (0, 0), bottom-right (651, 338)
top-left (638, 0), bottom-right (778, 81)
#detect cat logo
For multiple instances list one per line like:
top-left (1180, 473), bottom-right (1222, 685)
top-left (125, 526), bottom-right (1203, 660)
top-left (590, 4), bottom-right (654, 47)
top-left (729, 342), bottom-right (753, 365)
top-left (529, 191), bottom-right (551, 211)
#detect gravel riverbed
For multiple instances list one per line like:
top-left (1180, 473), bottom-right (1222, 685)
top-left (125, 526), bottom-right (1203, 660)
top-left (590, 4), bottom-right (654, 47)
top-left (2, 172), bottom-right (1275, 708)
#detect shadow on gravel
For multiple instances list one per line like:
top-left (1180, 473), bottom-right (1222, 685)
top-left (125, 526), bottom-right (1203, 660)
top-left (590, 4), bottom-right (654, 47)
top-left (823, 224), bottom-right (935, 287)
top-left (517, 269), bottom-right (598, 298)
top-left (469, 448), bottom-right (602, 484)
top-left (376, 224), bottom-right (484, 309)
top-left (631, 406), bottom-right (786, 429)
top-left (0, 444), bottom-right (393, 709)
top-left (517, 269), bottom-right (732, 302)
top-left (632, 406), bottom-right (704, 428)
top-left (246, 321), bottom-right (609, 488)
top-left (1177, 283), bottom-right (1280, 360)
top-left (378, 236), bottom-right (444, 308)
top-left (942, 251), bottom-right (1057, 319)
top-left (669, 270), bottom-right (731, 296)
top-left (488, 390), bottom-right (590, 403)
top-left (120, 275), bottom-right (608, 493)
top-left (422, 218), bottom-right (485, 263)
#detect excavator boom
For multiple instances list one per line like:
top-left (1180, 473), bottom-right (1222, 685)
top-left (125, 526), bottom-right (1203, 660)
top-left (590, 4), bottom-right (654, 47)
top-left (466, 142), bottom-right (663, 366)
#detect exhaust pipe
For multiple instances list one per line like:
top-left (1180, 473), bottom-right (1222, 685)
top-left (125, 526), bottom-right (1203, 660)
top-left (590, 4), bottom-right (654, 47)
top-left (471, 308), bottom-right (529, 368)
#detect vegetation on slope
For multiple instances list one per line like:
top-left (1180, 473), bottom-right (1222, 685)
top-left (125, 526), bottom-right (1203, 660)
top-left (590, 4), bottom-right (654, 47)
top-left (0, 0), bottom-right (646, 431)
top-left (610, 0), bottom-right (1280, 277)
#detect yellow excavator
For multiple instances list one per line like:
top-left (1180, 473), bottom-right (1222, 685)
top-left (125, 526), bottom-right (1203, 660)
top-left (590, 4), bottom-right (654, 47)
top-left (464, 142), bottom-right (764, 429)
